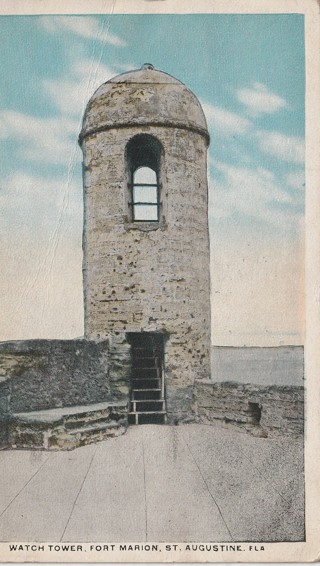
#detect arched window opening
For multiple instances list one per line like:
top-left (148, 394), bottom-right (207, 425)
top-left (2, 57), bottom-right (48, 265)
top-left (126, 135), bottom-right (162, 222)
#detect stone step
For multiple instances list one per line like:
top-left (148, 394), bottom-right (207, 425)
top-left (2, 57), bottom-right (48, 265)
top-left (132, 359), bottom-right (159, 369)
top-left (132, 378), bottom-right (161, 389)
top-left (128, 410), bottom-right (166, 417)
top-left (68, 420), bottom-right (124, 437)
top-left (130, 399), bottom-right (165, 412)
top-left (132, 357), bottom-right (156, 364)
top-left (11, 401), bottom-right (126, 424)
top-left (132, 388), bottom-right (162, 400)
top-left (65, 412), bottom-right (122, 430)
top-left (9, 401), bottom-right (128, 450)
top-left (128, 411), bottom-right (166, 425)
top-left (132, 348), bottom-right (155, 358)
top-left (132, 368), bottom-right (159, 378)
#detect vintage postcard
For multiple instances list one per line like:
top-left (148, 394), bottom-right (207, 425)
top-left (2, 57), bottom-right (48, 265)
top-left (0, 0), bottom-right (319, 562)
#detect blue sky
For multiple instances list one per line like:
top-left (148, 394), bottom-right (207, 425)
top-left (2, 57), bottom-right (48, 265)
top-left (0, 14), bottom-right (305, 344)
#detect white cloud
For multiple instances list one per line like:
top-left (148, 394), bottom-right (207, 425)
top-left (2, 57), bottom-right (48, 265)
top-left (39, 15), bottom-right (126, 47)
top-left (0, 55), bottom-right (133, 197)
top-left (0, 172), bottom-right (81, 221)
top-left (0, 171), bottom-right (83, 341)
top-left (202, 101), bottom-right (253, 136)
top-left (43, 58), bottom-right (115, 116)
top-left (209, 160), bottom-right (303, 230)
top-left (285, 170), bottom-right (305, 190)
top-left (236, 83), bottom-right (287, 115)
top-left (0, 110), bottom-right (79, 165)
top-left (256, 131), bottom-right (305, 164)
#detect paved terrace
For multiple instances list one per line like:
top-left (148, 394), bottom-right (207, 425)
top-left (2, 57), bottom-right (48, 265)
top-left (0, 425), bottom-right (304, 542)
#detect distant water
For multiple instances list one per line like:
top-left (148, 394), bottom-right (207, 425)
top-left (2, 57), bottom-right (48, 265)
top-left (211, 346), bottom-right (304, 387)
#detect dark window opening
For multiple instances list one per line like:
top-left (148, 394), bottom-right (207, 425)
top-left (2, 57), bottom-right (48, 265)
top-left (248, 402), bottom-right (262, 425)
top-left (126, 135), bottom-right (162, 222)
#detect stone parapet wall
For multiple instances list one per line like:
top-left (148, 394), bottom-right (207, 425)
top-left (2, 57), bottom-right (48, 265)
top-left (193, 380), bottom-right (304, 437)
top-left (166, 384), bottom-right (194, 424)
top-left (0, 338), bottom-right (131, 447)
top-left (0, 339), bottom-right (131, 412)
top-left (0, 337), bottom-right (305, 448)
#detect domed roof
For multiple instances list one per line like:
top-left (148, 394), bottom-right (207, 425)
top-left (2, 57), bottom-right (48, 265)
top-left (79, 64), bottom-right (209, 144)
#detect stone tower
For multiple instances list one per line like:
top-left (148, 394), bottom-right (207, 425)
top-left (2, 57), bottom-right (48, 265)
top-left (79, 64), bottom-right (211, 423)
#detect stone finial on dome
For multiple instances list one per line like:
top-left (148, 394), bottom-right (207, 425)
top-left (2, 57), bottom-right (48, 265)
top-left (142, 63), bottom-right (155, 70)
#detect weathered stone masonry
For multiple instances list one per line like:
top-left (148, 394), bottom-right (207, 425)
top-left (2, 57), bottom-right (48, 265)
top-left (0, 338), bottom-right (130, 449)
top-left (193, 380), bottom-right (304, 438)
top-left (80, 65), bottom-right (211, 421)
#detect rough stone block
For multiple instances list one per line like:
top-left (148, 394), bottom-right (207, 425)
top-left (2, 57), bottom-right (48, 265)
top-left (193, 380), bottom-right (304, 438)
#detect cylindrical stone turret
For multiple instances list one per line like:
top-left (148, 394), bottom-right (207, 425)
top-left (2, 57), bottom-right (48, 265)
top-left (80, 64), bottom-right (211, 421)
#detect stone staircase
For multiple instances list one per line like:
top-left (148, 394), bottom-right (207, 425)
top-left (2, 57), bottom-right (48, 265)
top-left (8, 401), bottom-right (128, 450)
top-left (128, 336), bottom-right (167, 425)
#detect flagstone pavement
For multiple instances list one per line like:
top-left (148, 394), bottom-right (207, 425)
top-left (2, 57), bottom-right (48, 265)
top-left (0, 424), bottom-right (304, 542)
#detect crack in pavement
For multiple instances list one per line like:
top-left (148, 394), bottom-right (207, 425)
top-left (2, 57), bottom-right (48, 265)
top-left (0, 452), bottom-right (52, 519)
top-left (182, 433), bottom-right (234, 541)
top-left (142, 428), bottom-right (148, 542)
top-left (60, 446), bottom-right (98, 542)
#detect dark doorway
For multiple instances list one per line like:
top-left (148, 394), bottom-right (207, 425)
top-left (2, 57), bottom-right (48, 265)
top-left (127, 333), bottom-right (166, 425)
top-left (248, 402), bottom-right (262, 425)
